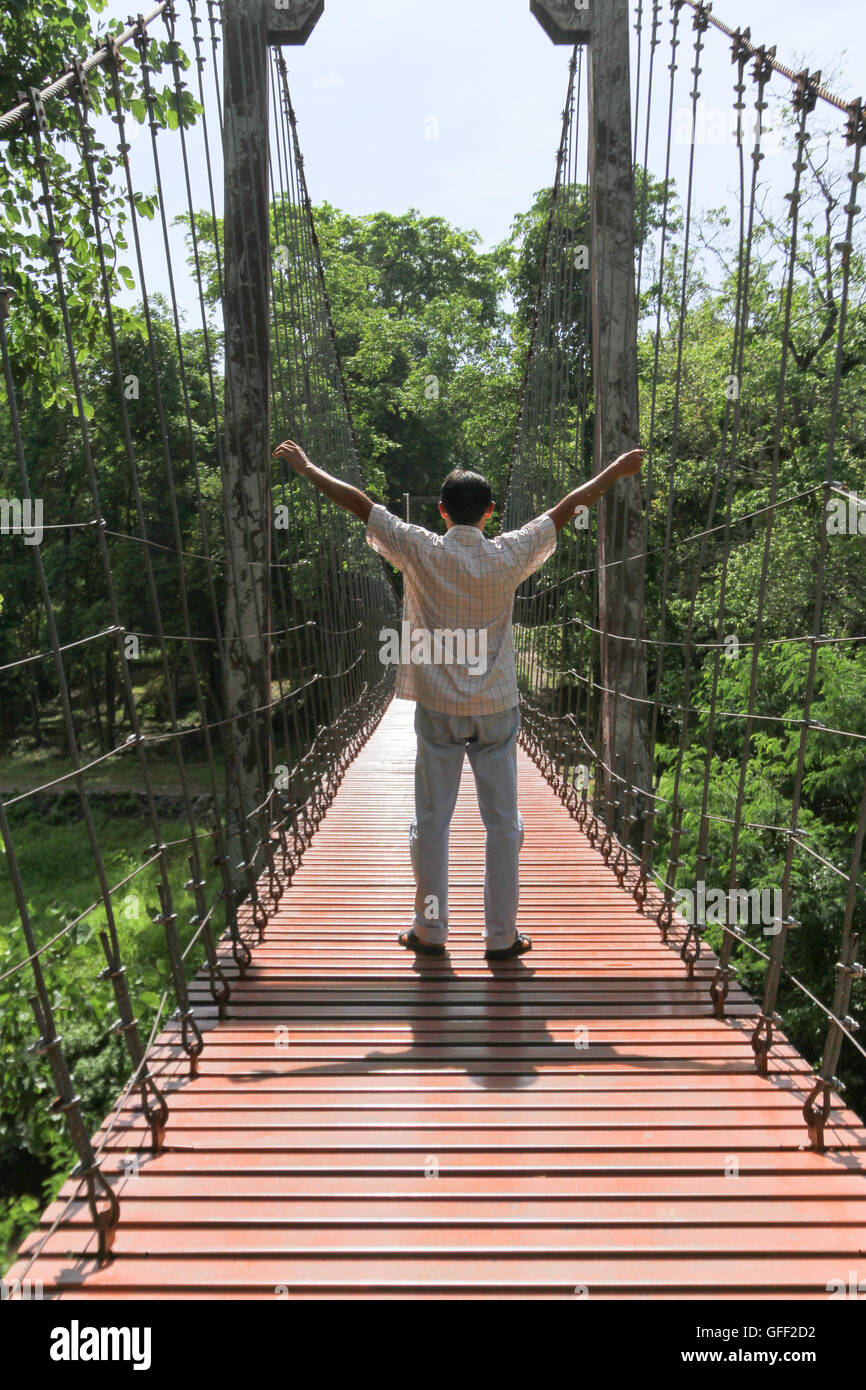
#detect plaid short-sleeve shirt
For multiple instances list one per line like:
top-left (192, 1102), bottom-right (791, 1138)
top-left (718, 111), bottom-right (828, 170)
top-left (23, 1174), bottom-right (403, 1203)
top-left (366, 505), bottom-right (557, 715)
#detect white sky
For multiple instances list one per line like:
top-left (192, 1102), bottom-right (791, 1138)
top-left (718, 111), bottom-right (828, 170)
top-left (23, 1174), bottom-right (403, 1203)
top-left (92, 0), bottom-right (864, 246)
top-left (82, 0), bottom-right (865, 323)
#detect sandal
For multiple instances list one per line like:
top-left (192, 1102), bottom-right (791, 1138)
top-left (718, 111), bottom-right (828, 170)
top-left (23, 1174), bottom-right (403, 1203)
top-left (485, 933), bottom-right (532, 961)
top-left (398, 928), bottom-right (446, 957)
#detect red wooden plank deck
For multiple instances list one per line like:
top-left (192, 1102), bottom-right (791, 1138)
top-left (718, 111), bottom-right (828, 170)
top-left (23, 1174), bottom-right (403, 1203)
top-left (7, 698), bottom-right (866, 1298)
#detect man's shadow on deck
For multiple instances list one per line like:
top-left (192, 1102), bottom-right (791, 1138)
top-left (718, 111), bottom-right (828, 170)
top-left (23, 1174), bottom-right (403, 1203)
top-left (204, 949), bottom-right (547, 1093)
top-left (269, 950), bottom-right (547, 1093)
top-left (217, 942), bottom-right (834, 1105)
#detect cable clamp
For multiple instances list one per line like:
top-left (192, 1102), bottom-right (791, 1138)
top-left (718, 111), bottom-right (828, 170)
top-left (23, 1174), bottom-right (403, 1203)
top-left (750, 44), bottom-right (776, 87)
top-left (20, 87), bottom-right (48, 132)
top-left (845, 100), bottom-right (866, 147)
top-left (793, 67), bottom-right (821, 114)
top-left (730, 25), bottom-right (751, 65)
top-left (692, 2), bottom-right (712, 34)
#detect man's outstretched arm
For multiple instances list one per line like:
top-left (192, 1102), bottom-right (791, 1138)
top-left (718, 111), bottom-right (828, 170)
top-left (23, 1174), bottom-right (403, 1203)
top-left (272, 439), bottom-right (374, 523)
top-left (545, 448), bottom-right (645, 532)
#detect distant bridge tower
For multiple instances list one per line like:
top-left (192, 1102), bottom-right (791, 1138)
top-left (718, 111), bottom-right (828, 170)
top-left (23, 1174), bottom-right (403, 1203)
top-left (222, 0), bottom-right (323, 883)
top-left (531, 0), bottom-right (651, 822)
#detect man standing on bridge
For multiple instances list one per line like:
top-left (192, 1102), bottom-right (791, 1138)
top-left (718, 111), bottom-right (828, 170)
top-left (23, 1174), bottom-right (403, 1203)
top-left (273, 440), bottom-right (644, 960)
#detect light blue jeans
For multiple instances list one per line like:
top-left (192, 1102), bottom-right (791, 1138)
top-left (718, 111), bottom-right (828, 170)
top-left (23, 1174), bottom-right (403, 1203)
top-left (409, 703), bottom-right (524, 950)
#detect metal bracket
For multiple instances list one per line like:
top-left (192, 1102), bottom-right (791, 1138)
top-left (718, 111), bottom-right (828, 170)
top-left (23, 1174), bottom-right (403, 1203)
top-left (845, 99), bottom-right (866, 148)
top-left (530, 0), bottom-right (592, 45)
top-left (691, 1), bottom-right (712, 35)
top-left (69, 55), bottom-right (91, 107)
top-left (267, 0), bottom-right (324, 46)
top-left (729, 23), bottom-right (751, 66)
top-left (750, 44), bottom-right (776, 88)
top-left (21, 87), bottom-right (48, 132)
top-left (793, 67), bottom-right (821, 114)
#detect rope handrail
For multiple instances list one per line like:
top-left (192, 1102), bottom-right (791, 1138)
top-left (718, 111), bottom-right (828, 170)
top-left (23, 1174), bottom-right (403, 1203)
top-left (522, 694), bottom-right (866, 888)
top-left (517, 481), bottom-right (827, 596)
top-left (521, 657), bottom-right (866, 742)
top-left (517, 616), bottom-right (866, 655)
top-left (520, 704), bottom-right (866, 1068)
top-left (678, 0), bottom-right (864, 122)
top-left (0, 3), bottom-right (173, 134)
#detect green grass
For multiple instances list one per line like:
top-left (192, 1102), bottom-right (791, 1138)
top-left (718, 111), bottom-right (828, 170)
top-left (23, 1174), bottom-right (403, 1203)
top-left (0, 746), bottom-right (223, 798)
top-left (0, 804), bottom-right (224, 1268)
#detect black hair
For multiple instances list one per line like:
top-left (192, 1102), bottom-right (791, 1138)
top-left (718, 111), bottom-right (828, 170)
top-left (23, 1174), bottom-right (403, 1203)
top-left (439, 469), bottom-right (493, 527)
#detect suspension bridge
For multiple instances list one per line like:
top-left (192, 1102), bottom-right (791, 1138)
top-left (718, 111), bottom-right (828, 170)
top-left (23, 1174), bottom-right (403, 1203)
top-left (1, 0), bottom-right (865, 1299)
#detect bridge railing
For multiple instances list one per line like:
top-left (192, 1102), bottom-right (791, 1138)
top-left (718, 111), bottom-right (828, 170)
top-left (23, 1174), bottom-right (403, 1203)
top-left (504, 1), bottom-right (866, 1150)
top-left (0, 0), bottom-right (394, 1269)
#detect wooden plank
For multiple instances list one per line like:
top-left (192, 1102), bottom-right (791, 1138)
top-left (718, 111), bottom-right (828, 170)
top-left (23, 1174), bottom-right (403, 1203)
top-left (6, 698), bottom-right (866, 1300)
top-left (5, 1253), bottom-right (862, 1297)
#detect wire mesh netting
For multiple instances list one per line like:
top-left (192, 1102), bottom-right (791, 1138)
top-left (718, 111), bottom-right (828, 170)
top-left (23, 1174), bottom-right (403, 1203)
top-left (0, 0), bottom-right (395, 1262)
top-left (504, 2), bottom-right (866, 1148)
